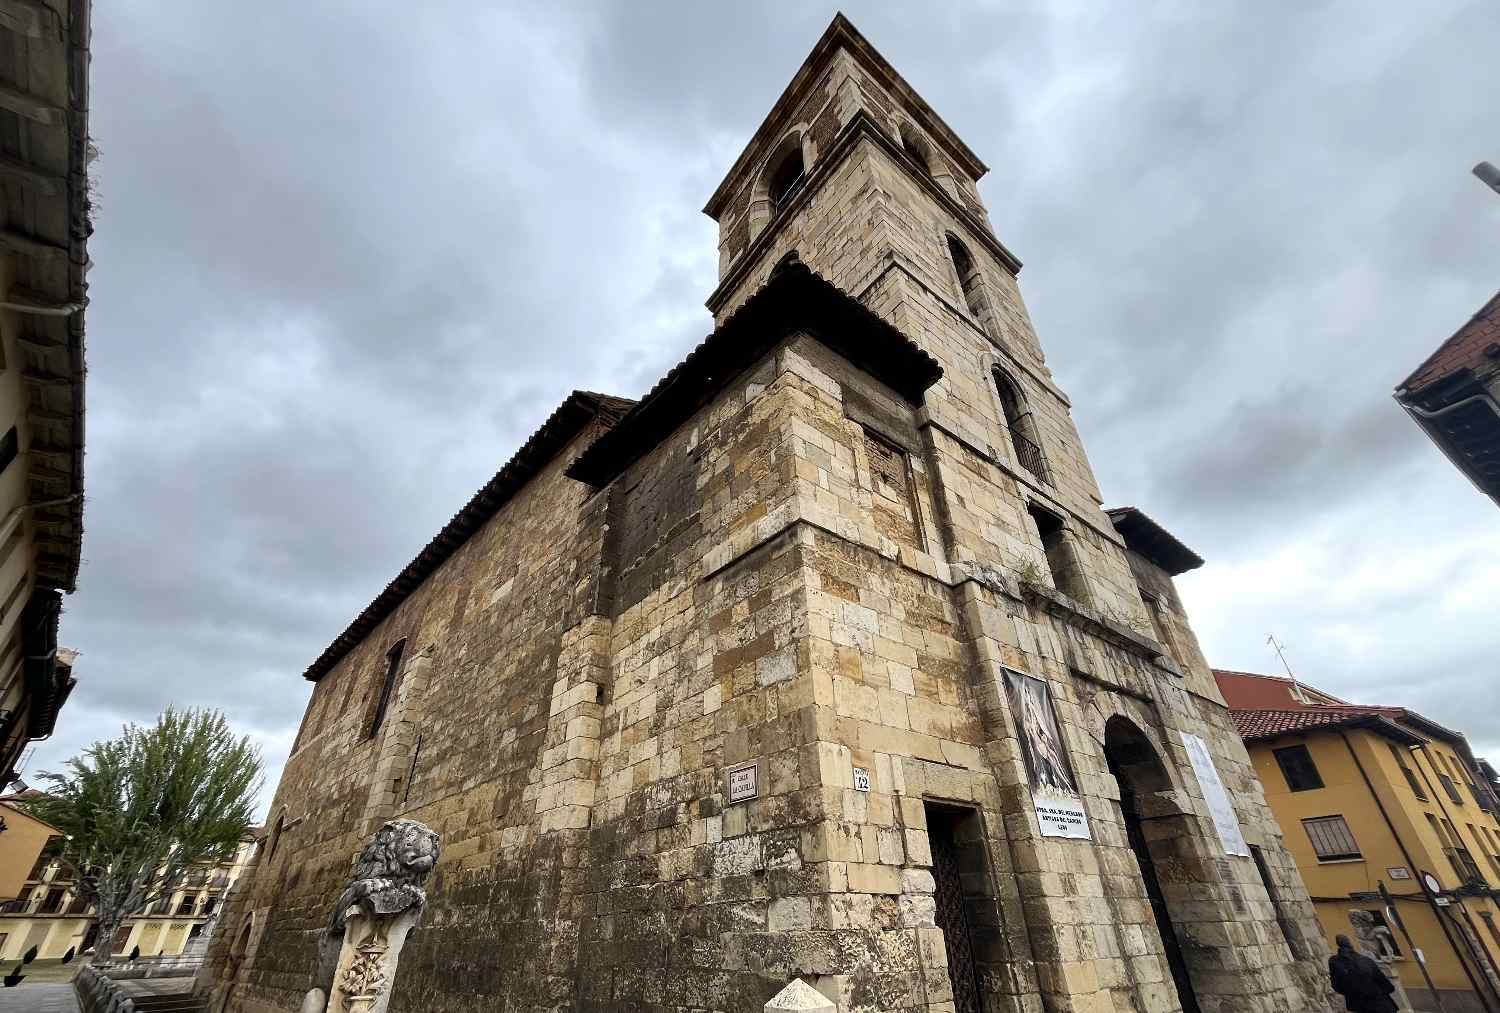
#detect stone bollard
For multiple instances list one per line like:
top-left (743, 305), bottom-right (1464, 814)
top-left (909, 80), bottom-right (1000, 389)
top-left (300, 819), bottom-right (440, 1013)
top-left (765, 978), bottom-right (836, 1013)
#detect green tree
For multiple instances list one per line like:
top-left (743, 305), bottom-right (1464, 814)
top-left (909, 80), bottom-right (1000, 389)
top-left (24, 708), bottom-right (261, 965)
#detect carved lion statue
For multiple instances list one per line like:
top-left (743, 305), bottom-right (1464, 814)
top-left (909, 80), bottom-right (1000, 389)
top-left (311, 820), bottom-right (440, 1003)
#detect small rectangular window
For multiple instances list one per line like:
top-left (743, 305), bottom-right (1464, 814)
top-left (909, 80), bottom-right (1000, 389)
top-left (862, 429), bottom-right (922, 548)
top-left (0, 428), bottom-right (15, 477)
top-left (1139, 592), bottom-right (1178, 656)
top-left (1302, 815), bottom-right (1362, 861)
top-left (1026, 503), bottom-right (1086, 601)
top-left (1438, 772), bottom-right (1464, 805)
top-left (1274, 744), bottom-right (1324, 792)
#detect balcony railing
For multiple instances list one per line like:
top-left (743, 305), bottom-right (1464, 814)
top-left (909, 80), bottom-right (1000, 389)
top-left (1011, 431), bottom-right (1048, 483)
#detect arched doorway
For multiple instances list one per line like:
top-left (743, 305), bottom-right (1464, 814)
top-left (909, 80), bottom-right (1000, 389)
top-left (1103, 716), bottom-right (1201, 1013)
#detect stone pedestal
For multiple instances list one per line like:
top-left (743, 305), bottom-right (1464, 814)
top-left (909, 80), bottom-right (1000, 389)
top-left (324, 907), bottom-right (420, 1013)
top-left (298, 819), bottom-right (440, 1013)
top-left (765, 978), bottom-right (836, 1013)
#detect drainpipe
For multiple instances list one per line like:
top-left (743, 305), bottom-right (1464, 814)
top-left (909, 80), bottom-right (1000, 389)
top-left (1340, 732), bottom-right (1496, 1012)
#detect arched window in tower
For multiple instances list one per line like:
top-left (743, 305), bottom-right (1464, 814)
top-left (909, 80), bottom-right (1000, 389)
top-left (994, 367), bottom-right (1049, 483)
top-left (766, 136), bottom-right (806, 212)
top-left (946, 233), bottom-right (996, 333)
top-left (901, 128), bottom-right (932, 175)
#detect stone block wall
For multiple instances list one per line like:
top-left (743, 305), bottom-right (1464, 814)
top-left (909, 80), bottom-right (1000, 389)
top-left (198, 21), bottom-right (1335, 1013)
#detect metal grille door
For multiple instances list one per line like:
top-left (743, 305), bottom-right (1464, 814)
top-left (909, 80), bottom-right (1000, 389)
top-left (930, 819), bottom-right (985, 1013)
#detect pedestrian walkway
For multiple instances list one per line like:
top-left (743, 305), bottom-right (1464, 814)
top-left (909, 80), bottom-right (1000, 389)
top-left (0, 981), bottom-right (78, 1012)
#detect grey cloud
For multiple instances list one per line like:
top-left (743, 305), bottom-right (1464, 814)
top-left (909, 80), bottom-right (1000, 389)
top-left (26, 1), bottom-right (1499, 810)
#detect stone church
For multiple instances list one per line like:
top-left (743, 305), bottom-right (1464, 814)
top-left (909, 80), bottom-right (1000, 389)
top-left (199, 16), bottom-right (1336, 1013)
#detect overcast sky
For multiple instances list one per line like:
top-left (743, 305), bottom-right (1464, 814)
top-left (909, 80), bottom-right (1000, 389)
top-left (30, 1), bottom-right (1498, 811)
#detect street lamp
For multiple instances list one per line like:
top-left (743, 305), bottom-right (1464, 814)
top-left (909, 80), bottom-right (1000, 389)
top-left (1476, 161), bottom-right (1500, 196)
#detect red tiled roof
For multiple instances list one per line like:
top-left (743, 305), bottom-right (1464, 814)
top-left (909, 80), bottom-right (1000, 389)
top-left (1231, 707), bottom-right (1426, 746)
top-left (1212, 668), bottom-right (1347, 710)
top-left (1400, 289), bottom-right (1500, 393)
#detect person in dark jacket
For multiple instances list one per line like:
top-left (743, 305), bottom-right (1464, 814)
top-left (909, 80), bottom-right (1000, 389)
top-left (1329, 934), bottom-right (1399, 1012)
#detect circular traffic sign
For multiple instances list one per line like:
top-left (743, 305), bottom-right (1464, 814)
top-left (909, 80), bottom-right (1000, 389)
top-left (1422, 872), bottom-right (1443, 894)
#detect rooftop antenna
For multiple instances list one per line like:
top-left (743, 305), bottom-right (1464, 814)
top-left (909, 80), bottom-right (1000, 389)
top-left (1266, 633), bottom-right (1308, 704)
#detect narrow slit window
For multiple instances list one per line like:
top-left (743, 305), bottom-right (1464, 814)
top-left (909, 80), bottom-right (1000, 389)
top-left (368, 638), bottom-right (406, 739)
top-left (1389, 744), bottom-right (1428, 800)
top-left (1025, 503), bottom-right (1085, 601)
top-left (947, 233), bottom-right (994, 330)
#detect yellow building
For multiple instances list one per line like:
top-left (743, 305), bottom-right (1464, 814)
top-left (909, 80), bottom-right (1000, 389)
top-left (1219, 670), bottom-right (1500, 1013)
top-left (0, 799), bottom-right (61, 900)
top-left (0, 825), bottom-right (259, 962)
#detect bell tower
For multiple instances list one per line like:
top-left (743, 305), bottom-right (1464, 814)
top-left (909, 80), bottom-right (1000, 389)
top-left (704, 13), bottom-right (1110, 576)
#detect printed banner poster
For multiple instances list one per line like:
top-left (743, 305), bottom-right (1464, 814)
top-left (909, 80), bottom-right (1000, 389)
top-left (1004, 668), bottom-right (1091, 840)
top-left (1179, 731), bottom-right (1250, 857)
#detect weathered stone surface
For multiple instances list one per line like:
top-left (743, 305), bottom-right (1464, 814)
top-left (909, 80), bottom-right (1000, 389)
top-left (765, 977), bottom-right (836, 1013)
top-left (196, 15), bottom-right (1334, 1013)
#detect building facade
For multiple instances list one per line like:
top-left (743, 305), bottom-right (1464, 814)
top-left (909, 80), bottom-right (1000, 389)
top-left (0, 827), bottom-right (258, 962)
top-left (1394, 288), bottom-right (1500, 508)
top-left (1218, 669), bottom-right (1500, 1013)
top-left (0, 798), bottom-right (61, 900)
top-left (0, 0), bottom-right (93, 782)
top-left (199, 17), bottom-right (1334, 1013)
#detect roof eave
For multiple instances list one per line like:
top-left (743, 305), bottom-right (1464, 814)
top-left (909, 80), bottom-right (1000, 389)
top-left (1105, 506), bottom-right (1204, 576)
top-left (302, 390), bottom-right (633, 681)
top-left (567, 262), bottom-right (943, 489)
top-left (5, 0), bottom-right (92, 594)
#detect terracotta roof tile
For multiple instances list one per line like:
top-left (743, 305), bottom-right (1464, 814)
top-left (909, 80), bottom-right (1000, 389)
top-left (1400, 289), bottom-right (1500, 393)
top-left (1230, 707), bottom-right (1426, 746)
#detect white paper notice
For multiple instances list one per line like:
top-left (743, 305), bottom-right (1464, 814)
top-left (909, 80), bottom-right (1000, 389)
top-left (1180, 731), bottom-right (1250, 857)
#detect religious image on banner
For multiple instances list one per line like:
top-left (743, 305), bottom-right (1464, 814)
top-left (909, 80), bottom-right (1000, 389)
top-left (1004, 668), bottom-right (1091, 840)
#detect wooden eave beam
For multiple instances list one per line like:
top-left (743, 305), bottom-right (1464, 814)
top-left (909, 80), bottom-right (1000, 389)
top-left (0, 0), bottom-right (57, 39)
top-left (25, 460), bottom-right (69, 481)
top-left (23, 406), bottom-right (73, 424)
top-left (0, 80), bottom-right (63, 125)
top-left (20, 367), bottom-right (73, 385)
top-left (0, 153), bottom-right (62, 195)
top-left (0, 228), bottom-right (67, 259)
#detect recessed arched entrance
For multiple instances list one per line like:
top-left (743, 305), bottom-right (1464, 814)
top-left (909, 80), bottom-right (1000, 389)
top-left (1103, 716), bottom-right (1201, 1013)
